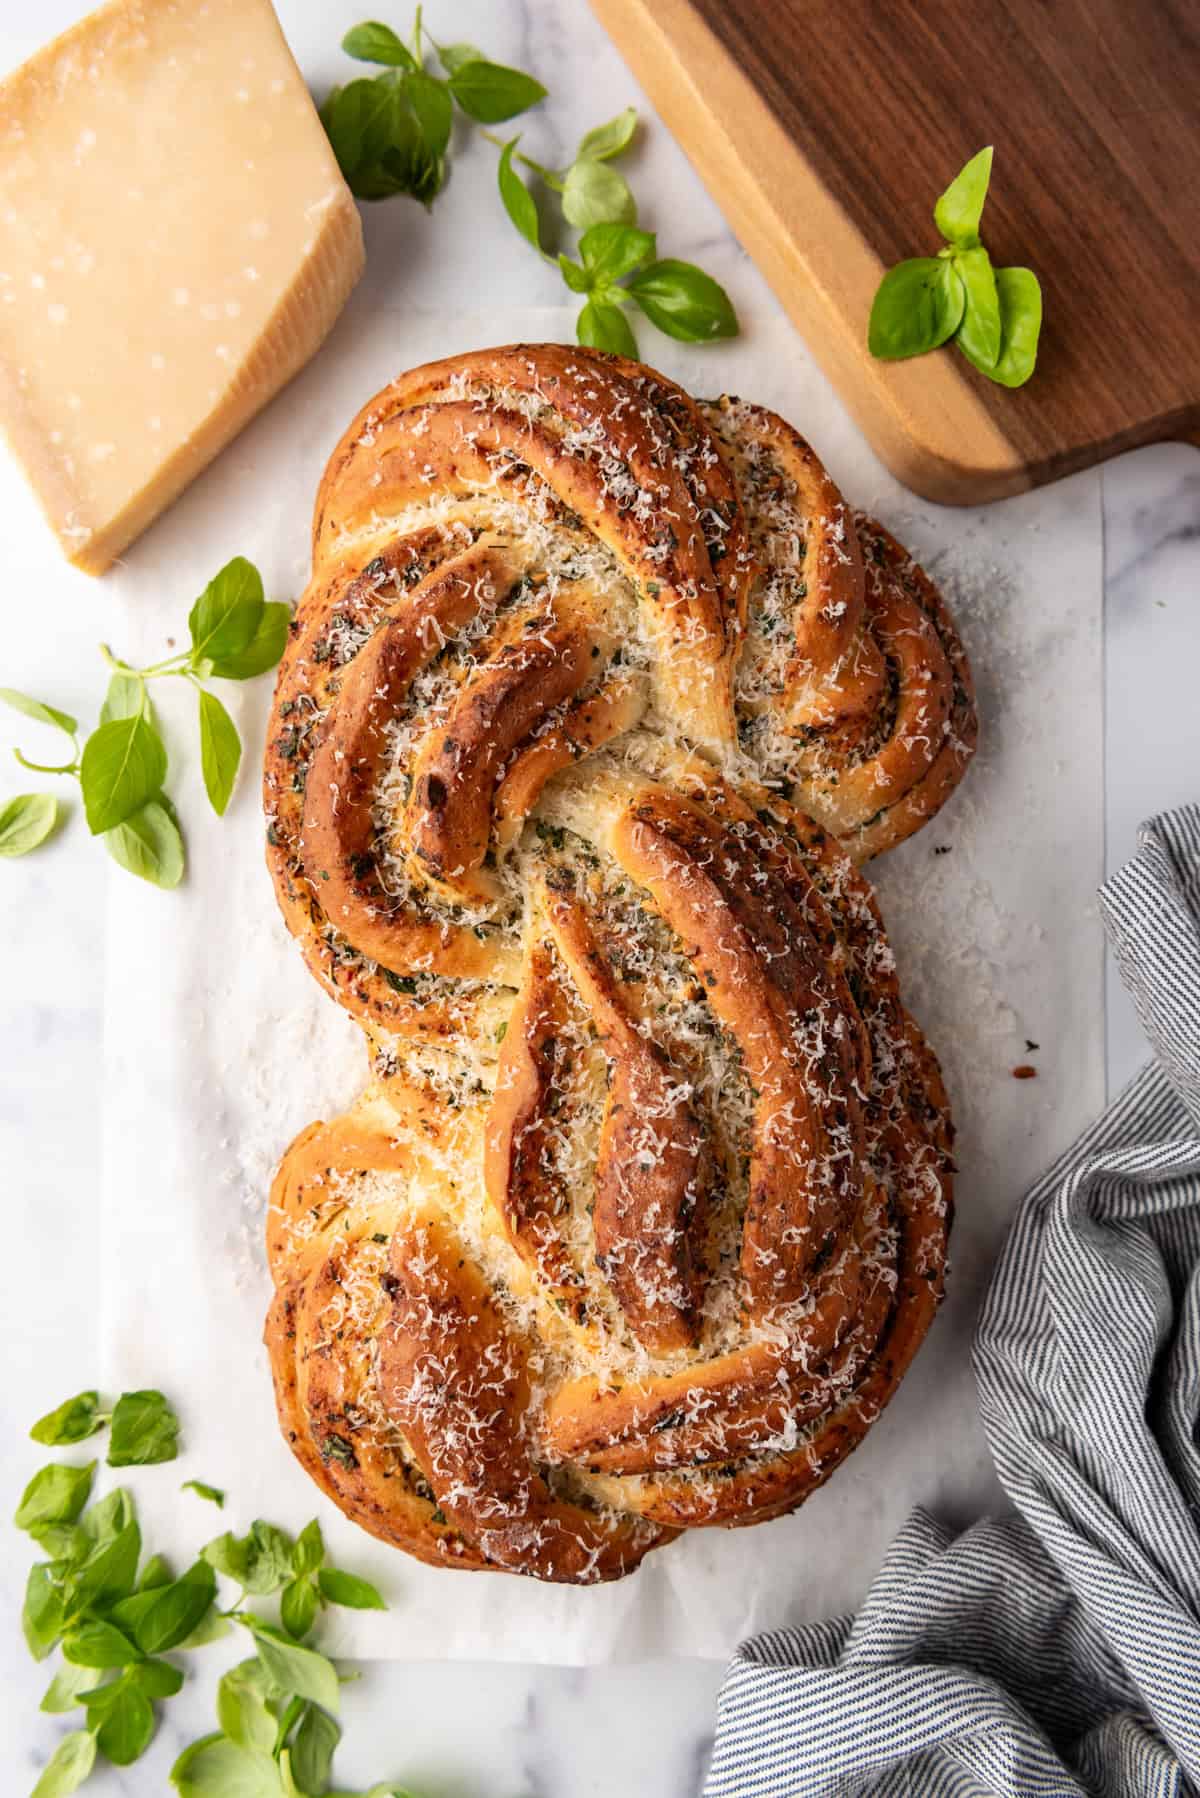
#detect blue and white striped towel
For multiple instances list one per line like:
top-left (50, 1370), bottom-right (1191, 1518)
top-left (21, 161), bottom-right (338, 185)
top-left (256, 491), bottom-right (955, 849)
top-left (704, 807), bottom-right (1200, 1798)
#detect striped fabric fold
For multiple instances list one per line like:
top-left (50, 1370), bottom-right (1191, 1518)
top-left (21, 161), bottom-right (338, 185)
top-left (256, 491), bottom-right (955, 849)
top-left (704, 807), bottom-right (1200, 1798)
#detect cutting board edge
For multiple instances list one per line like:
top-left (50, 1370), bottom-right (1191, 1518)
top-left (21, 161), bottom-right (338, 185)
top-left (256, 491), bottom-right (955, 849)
top-left (591, 0), bottom-right (1044, 505)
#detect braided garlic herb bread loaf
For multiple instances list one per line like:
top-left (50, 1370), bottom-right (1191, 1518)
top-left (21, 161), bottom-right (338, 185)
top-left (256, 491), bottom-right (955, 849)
top-left (262, 345), bottom-right (975, 1584)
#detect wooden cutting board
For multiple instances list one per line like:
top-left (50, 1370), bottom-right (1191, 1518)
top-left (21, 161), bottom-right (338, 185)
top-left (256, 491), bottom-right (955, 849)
top-left (590, 0), bottom-right (1200, 504)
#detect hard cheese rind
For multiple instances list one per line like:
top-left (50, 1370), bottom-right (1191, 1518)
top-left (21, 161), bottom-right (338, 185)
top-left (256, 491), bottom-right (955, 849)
top-left (0, 0), bottom-right (365, 574)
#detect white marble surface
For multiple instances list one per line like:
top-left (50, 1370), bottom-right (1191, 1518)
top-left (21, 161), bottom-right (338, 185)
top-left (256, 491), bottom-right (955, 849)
top-left (2, 2), bottom-right (1199, 1793)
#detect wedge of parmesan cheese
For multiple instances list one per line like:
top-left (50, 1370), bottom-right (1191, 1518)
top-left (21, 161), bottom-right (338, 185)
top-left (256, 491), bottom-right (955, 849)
top-left (0, 0), bottom-right (364, 573)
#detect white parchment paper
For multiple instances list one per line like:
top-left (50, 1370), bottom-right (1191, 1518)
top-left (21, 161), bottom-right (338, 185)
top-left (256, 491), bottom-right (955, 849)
top-left (100, 305), bottom-right (1104, 1661)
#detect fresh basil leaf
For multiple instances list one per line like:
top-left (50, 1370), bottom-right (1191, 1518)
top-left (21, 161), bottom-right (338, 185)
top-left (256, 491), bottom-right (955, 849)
top-left (958, 264), bottom-right (1042, 388)
top-left (577, 298), bottom-right (639, 357)
top-left (0, 688), bottom-right (77, 737)
top-left (448, 59), bottom-right (546, 124)
top-left (80, 714), bottom-right (166, 834)
top-left (206, 602), bottom-right (291, 680)
top-left (188, 558), bottom-right (265, 665)
top-left (497, 139), bottom-right (542, 251)
top-left (23, 1563), bottom-right (66, 1661)
top-left (108, 1390), bottom-right (180, 1466)
top-left (436, 41), bottom-right (482, 75)
top-left (867, 256), bottom-right (964, 359)
top-left (0, 793), bottom-right (58, 857)
top-left (279, 1578), bottom-right (318, 1644)
top-left (953, 244), bottom-right (1002, 369)
top-left (562, 157), bottom-right (636, 230)
top-left (320, 78), bottom-right (400, 187)
top-left (16, 1462), bottom-right (97, 1533)
top-left (204, 1520), bottom-right (295, 1596)
top-left (342, 22), bottom-right (416, 68)
top-left (291, 1519), bottom-right (325, 1578)
top-left (131, 1560), bottom-right (217, 1655)
top-left (290, 1703), bottom-right (341, 1795)
top-left (139, 1553), bottom-right (174, 1591)
top-left (317, 1568), bottom-right (387, 1612)
top-left (85, 1676), bottom-right (156, 1766)
top-left (577, 107), bottom-right (637, 162)
top-left (100, 1703), bottom-right (156, 1772)
top-left (69, 1518), bottom-right (142, 1612)
top-left (133, 1657), bottom-right (184, 1699)
top-left (627, 258), bottom-right (738, 342)
top-left (249, 1622), bottom-right (341, 1713)
top-left (557, 254), bottom-right (589, 294)
top-left (105, 794), bottom-right (185, 889)
top-left (61, 1617), bottom-right (141, 1668)
top-left (406, 69), bottom-right (453, 158)
top-left (40, 1662), bottom-right (98, 1713)
top-left (579, 222), bottom-right (655, 285)
top-left (197, 688), bottom-right (241, 817)
top-left (100, 672), bottom-right (146, 724)
top-left (79, 1487), bottom-right (135, 1547)
top-left (170, 1732), bottom-right (284, 1797)
top-left (31, 1392), bottom-right (106, 1447)
top-left (934, 144), bottom-right (993, 247)
top-left (281, 1576), bottom-right (319, 1641)
top-left (182, 1480), bottom-right (225, 1507)
top-left (31, 1728), bottom-right (96, 1798)
top-left (218, 1658), bottom-right (279, 1755)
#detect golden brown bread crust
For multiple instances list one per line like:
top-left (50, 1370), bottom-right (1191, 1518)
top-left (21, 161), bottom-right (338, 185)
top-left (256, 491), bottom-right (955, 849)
top-left (261, 345), bottom-right (968, 1583)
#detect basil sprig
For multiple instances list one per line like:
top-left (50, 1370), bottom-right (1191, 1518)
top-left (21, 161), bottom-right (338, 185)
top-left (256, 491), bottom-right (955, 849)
top-left (0, 556), bottom-right (289, 887)
top-left (18, 1390), bottom-right (408, 1798)
top-left (868, 147), bottom-right (1043, 387)
top-left (496, 120), bottom-right (738, 356)
top-left (322, 7), bottom-right (545, 207)
top-left (322, 13), bottom-right (739, 359)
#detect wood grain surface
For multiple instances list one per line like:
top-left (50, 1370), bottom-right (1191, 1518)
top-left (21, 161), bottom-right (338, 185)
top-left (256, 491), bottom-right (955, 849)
top-left (591, 0), bottom-right (1200, 503)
